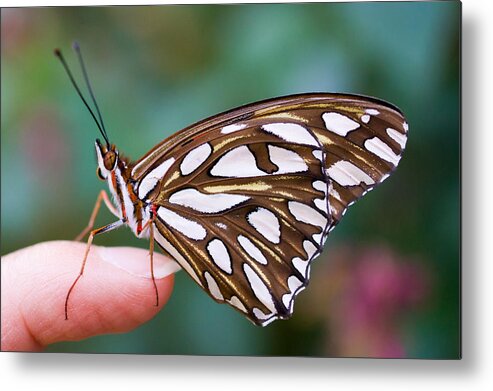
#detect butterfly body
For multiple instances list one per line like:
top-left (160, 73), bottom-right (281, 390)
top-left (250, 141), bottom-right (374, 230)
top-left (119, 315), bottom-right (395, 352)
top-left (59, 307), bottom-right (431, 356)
top-left (92, 93), bottom-right (408, 326)
top-left (94, 140), bottom-right (152, 239)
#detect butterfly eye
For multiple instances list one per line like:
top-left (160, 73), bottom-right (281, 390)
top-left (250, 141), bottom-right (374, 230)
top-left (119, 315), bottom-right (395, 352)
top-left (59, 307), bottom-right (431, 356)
top-left (96, 167), bottom-right (105, 181)
top-left (103, 151), bottom-right (116, 170)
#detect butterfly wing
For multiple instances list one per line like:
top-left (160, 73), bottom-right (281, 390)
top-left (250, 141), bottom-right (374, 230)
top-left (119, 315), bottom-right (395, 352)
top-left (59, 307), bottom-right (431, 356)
top-left (132, 93), bottom-right (408, 326)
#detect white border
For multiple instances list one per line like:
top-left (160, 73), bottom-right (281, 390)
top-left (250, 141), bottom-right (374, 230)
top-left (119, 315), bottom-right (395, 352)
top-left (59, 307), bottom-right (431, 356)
top-left (2, 0), bottom-right (492, 390)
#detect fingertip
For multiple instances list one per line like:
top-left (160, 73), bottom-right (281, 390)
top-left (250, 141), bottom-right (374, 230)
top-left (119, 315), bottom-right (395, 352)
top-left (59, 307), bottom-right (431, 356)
top-left (60, 243), bottom-right (179, 340)
top-left (2, 241), bottom-right (179, 350)
top-left (97, 245), bottom-right (181, 279)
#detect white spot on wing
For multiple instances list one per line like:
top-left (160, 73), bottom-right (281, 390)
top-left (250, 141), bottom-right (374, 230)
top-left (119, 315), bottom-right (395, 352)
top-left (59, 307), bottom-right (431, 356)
top-left (312, 150), bottom-right (324, 162)
top-left (386, 128), bottom-right (407, 149)
top-left (366, 109), bottom-right (380, 115)
top-left (328, 160), bottom-right (375, 186)
top-left (204, 271), bottom-right (224, 301)
top-left (322, 112), bottom-right (360, 136)
top-left (293, 241), bottom-right (319, 278)
top-left (364, 137), bottom-right (401, 166)
top-left (312, 175), bottom-right (329, 213)
top-left (292, 257), bottom-right (309, 278)
top-left (138, 157), bottom-right (175, 199)
top-left (328, 183), bottom-right (342, 202)
top-left (153, 230), bottom-right (205, 287)
top-left (169, 188), bottom-right (250, 213)
top-left (288, 201), bottom-right (327, 228)
top-left (157, 207), bottom-right (207, 241)
top-left (207, 239), bottom-right (232, 274)
top-left (282, 296), bottom-right (290, 310)
top-left (403, 122), bottom-right (409, 132)
top-left (210, 146), bottom-right (267, 177)
top-left (253, 308), bottom-right (274, 322)
top-left (261, 123), bottom-right (319, 147)
top-left (238, 235), bottom-right (268, 265)
top-left (303, 240), bottom-right (318, 259)
top-left (268, 145), bottom-right (308, 174)
top-left (228, 296), bottom-right (247, 313)
top-left (314, 198), bottom-right (328, 213)
top-left (247, 207), bottom-right (281, 244)
top-left (210, 144), bottom-right (310, 178)
top-left (221, 123), bottom-right (246, 134)
top-left (180, 143), bottom-right (212, 175)
top-left (361, 114), bottom-right (370, 124)
top-left (282, 275), bottom-right (304, 310)
top-left (243, 263), bottom-right (276, 313)
top-left (312, 232), bottom-right (324, 243)
top-left (313, 180), bottom-right (326, 192)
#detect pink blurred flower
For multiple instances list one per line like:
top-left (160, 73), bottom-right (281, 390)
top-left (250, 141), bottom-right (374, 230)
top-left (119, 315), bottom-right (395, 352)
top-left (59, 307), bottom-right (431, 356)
top-left (1, 9), bottom-right (33, 56)
top-left (303, 245), bottom-right (430, 358)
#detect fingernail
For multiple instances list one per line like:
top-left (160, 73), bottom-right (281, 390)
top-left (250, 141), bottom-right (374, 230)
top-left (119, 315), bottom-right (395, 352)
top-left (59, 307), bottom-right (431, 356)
top-left (97, 246), bottom-right (181, 279)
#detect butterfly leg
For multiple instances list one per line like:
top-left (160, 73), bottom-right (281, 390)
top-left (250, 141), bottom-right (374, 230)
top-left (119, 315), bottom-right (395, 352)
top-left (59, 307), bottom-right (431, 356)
top-left (140, 208), bottom-right (159, 307)
top-left (75, 190), bottom-right (119, 241)
top-left (65, 219), bottom-right (125, 320)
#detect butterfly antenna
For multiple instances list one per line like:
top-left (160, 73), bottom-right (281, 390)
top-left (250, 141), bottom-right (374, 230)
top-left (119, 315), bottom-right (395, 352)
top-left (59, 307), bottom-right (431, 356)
top-left (54, 47), bottom-right (111, 147)
top-left (72, 42), bottom-right (109, 146)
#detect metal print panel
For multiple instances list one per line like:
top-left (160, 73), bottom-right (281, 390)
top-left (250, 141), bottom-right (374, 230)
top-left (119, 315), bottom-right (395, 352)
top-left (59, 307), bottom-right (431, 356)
top-left (1, 1), bottom-right (460, 358)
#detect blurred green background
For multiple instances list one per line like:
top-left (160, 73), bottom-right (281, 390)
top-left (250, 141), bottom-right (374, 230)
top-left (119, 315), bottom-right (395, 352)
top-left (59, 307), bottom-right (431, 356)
top-left (1, 2), bottom-right (460, 358)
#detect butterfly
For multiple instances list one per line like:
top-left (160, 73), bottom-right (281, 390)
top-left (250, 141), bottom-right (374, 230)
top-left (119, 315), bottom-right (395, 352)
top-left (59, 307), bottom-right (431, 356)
top-left (56, 44), bottom-right (408, 326)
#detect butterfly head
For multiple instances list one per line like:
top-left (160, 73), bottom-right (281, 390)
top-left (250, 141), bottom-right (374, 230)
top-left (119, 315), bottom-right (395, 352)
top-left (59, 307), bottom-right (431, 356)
top-left (95, 138), bottom-right (118, 180)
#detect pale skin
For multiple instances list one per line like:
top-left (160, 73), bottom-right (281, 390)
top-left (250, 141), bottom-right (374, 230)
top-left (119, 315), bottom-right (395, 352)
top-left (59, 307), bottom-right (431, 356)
top-left (1, 241), bottom-right (176, 352)
top-left (1, 191), bottom-right (179, 352)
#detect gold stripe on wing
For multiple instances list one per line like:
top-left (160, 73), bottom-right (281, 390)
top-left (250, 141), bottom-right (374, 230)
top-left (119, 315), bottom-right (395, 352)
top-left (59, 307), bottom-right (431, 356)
top-left (203, 181), bottom-right (272, 194)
